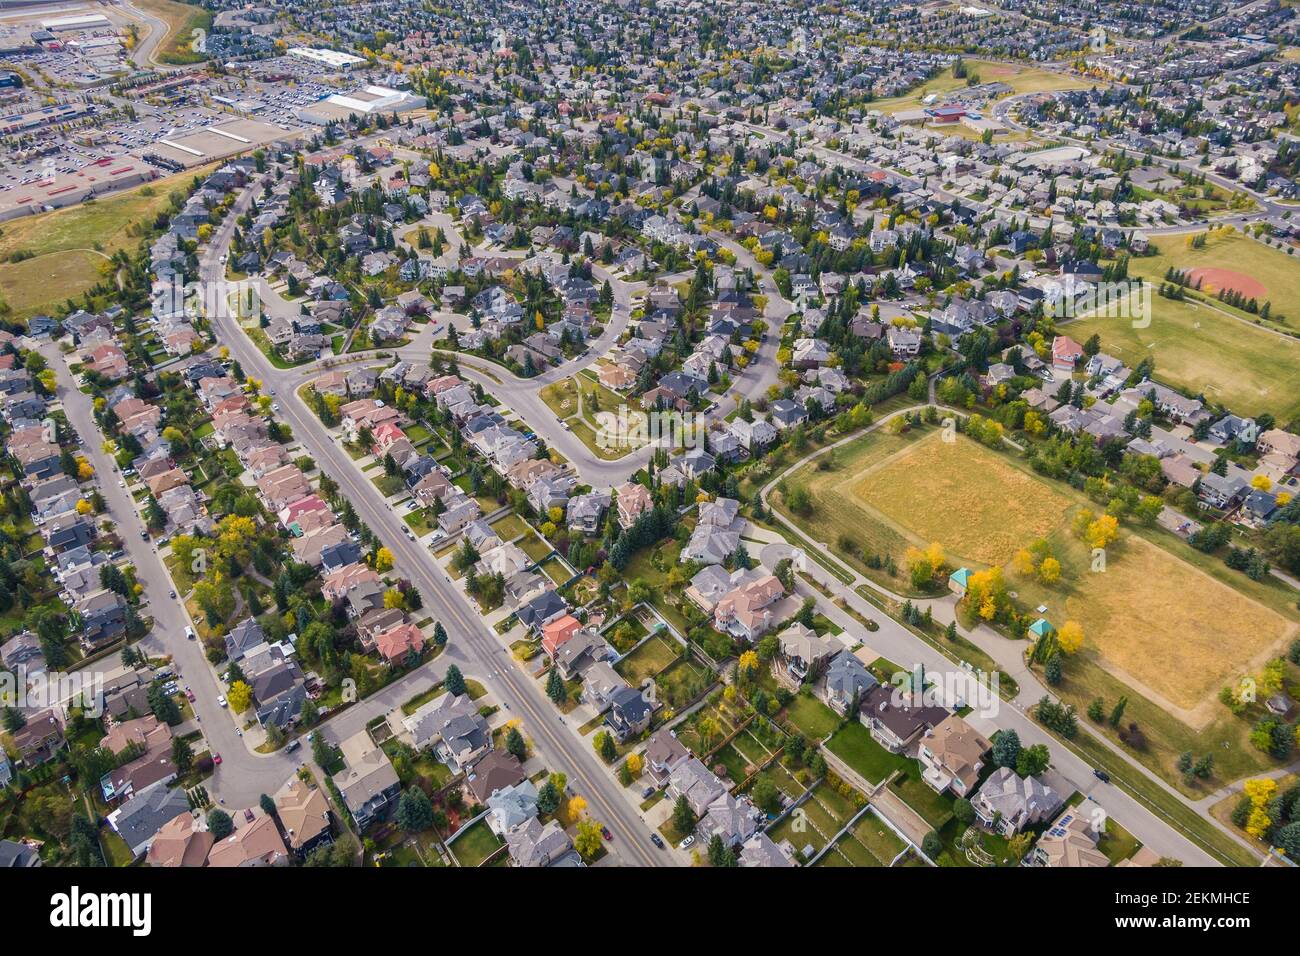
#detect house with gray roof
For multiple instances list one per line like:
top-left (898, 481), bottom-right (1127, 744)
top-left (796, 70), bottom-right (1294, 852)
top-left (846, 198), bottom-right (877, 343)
top-left (821, 650), bottom-right (879, 714)
top-left (972, 766), bottom-right (1065, 836)
top-left (107, 781), bottom-right (191, 859)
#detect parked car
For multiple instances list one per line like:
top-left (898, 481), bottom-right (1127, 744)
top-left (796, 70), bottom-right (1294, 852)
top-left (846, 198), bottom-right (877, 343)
top-left (1093, 768), bottom-right (1111, 783)
top-left (641, 786), bottom-right (655, 799)
top-left (217, 695), bottom-right (227, 708)
top-left (678, 834), bottom-right (694, 850)
top-left (601, 826), bottom-right (612, 841)
top-left (650, 833), bottom-right (665, 849)
top-left (212, 753), bottom-right (222, 765)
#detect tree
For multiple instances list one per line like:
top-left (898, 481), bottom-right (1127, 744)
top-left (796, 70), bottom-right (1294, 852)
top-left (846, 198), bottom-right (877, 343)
top-left (921, 831), bottom-right (943, 858)
top-left (396, 787), bottom-right (434, 832)
top-left (374, 547), bottom-right (395, 573)
top-left (443, 664), bottom-right (465, 696)
top-left (260, 793), bottom-right (277, 818)
top-left (672, 794), bottom-right (696, 836)
top-left (227, 680), bottom-right (253, 713)
top-left (574, 819), bottom-right (604, 860)
top-left (953, 798), bottom-right (976, 826)
top-left (546, 667), bottom-right (566, 704)
top-left (171, 736), bottom-right (194, 774)
top-left (207, 808), bottom-right (234, 840)
top-left (537, 780), bottom-right (560, 816)
top-left (433, 621), bottom-right (448, 646)
top-left (505, 726), bottom-right (527, 760)
top-left (1015, 743), bottom-right (1051, 777)
top-left (992, 729), bottom-right (1021, 769)
top-left (1056, 620), bottom-right (1085, 655)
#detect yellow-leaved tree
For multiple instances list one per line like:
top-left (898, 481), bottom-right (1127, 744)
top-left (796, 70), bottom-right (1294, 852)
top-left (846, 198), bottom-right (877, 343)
top-left (1056, 620), bottom-right (1084, 655)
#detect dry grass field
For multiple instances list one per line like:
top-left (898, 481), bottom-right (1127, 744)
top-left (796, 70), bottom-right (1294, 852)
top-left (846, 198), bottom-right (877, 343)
top-left (851, 431), bottom-right (1075, 566)
top-left (1013, 532), bottom-right (1297, 715)
top-left (781, 425), bottom-right (1296, 722)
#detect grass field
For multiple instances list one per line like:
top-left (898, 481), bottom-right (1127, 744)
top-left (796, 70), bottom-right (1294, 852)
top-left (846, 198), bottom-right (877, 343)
top-left (135, 0), bottom-right (213, 66)
top-left (0, 249), bottom-right (107, 317)
top-left (854, 432), bottom-right (1075, 567)
top-left (1133, 231), bottom-right (1300, 317)
top-left (0, 165), bottom-right (216, 319)
top-left (1065, 291), bottom-right (1300, 422)
top-left (868, 59), bottom-right (1091, 114)
top-left (784, 425), bottom-right (1296, 731)
top-left (1011, 530), bottom-right (1297, 716)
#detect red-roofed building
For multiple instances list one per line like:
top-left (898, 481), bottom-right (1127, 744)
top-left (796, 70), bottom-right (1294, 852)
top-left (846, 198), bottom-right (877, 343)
top-left (375, 622), bottom-right (425, 663)
top-left (542, 614), bottom-right (581, 657)
top-left (1051, 335), bottom-right (1085, 372)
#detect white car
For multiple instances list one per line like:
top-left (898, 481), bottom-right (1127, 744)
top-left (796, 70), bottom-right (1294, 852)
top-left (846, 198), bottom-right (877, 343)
top-left (217, 695), bottom-right (227, 708)
top-left (678, 835), bottom-right (695, 850)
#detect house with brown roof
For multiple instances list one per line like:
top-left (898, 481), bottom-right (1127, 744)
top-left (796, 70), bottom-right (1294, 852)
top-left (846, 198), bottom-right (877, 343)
top-left (713, 574), bottom-right (785, 642)
top-left (858, 684), bottom-right (948, 753)
top-left (10, 708), bottom-right (65, 766)
top-left (1030, 808), bottom-right (1109, 868)
top-left (916, 714), bottom-right (991, 797)
top-left (207, 807), bottom-right (290, 867)
top-left (274, 777), bottom-right (334, 860)
top-left (465, 750), bottom-right (527, 803)
top-left (146, 812), bottom-right (213, 867)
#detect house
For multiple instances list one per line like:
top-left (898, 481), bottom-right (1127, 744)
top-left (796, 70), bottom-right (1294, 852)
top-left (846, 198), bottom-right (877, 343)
top-left (582, 660), bottom-right (629, 714)
top-left (466, 750), bottom-right (527, 803)
top-left (145, 812), bottom-right (213, 867)
top-left (616, 481), bottom-right (654, 529)
top-left (713, 574), bottom-right (786, 641)
top-left (774, 623), bottom-right (837, 686)
top-left (566, 492), bottom-right (611, 535)
top-left (206, 806), bottom-right (290, 868)
top-left (402, 692), bottom-right (490, 770)
top-left (821, 650), bottom-right (878, 713)
top-left (667, 757), bottom-right (728, 819)
top-left (225, 617), bottom-right (268, 662)
top-left (486, 779), bottom-right (540, 836)
top-left (605, 685), bottom-right (653, 742)
top-left (858, 683), bottom-right (947, 752)
top-left (697, 792), bottom-right (763, 848)
top-left (917, 715), bottom-right (991, 796)
top-left (972, 766), bottom-right (1064, 836)
top-left (553, 628), bottom-right (611, 681)
top-left (644, 729), bottom-right (689, 785)
top-left (11, 709), bottom-right (65, 766)
top-left (332, 731), bottom-right (401, 831)
top-left (769, 398), bottom-right (808, 431)
top-left (505, 816), bottom-right (581, 867)
top-left (1031, 808), bottom-right (1110, 868)
top-left (107, 781), bottom-right (192, 859)
top-left (1050, 335), bottom-right (1084, 372)
top-left (0, 839), bottom-right (40, 867)
top-left (541, 614), bottom-right (582, 657)
top-left (274, 777), bottom-right (334, 860)
top-left (738, 831), bottom-right (796, 867)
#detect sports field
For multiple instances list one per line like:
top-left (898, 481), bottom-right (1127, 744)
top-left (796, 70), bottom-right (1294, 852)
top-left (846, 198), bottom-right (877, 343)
top-left (780, 425), bottom-right (1296, 720)
top-left (852, 431), bottom-right (1075, 566)
top-left (1128, 231), bottom-right (1300, 315)
top-left (1065, 292), bottom-right (1300, 422)
top-left (1010, 530), bottom-right (1297, 718)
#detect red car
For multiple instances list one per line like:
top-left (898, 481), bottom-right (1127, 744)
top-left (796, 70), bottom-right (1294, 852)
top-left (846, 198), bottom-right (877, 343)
top-left (601, 826), bottom-right (612, 841)
top-left (212, 753), bottom-right (222, 766)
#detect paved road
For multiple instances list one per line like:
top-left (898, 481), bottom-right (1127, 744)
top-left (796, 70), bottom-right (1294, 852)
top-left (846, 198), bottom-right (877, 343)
top-left (36, 341), bottom-right (301, 808)
top-left (201, 179), bottom-right (669, 865)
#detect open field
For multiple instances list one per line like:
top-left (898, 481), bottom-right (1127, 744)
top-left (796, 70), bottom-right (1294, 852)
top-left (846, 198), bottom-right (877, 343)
top-left (0, 164), bottom-right (217, 319)
top-left (1065, 292), bottom-right (1300, 422)
top-left (853, 432), bottom-right (1075, 566)
top-left (868, 59), bottom-right (1090, 114)
top-left (0, 249), bottom-right (107, 318)
top-left (785, 425), bottom-right (1296, 736)
top-left (1131, 231), bottom-right (1300, 315)
top-left (134, 0), bottom-right (213, 66)
top-left (1011, 529), bottom-right (1297, 717)
top-left (0, 165), bottom-right (215, 262)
